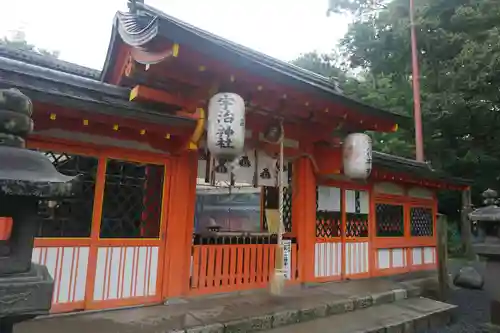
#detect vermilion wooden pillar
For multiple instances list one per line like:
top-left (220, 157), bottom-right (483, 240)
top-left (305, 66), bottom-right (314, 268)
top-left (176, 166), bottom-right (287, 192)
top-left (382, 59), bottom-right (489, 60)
top-left (293, 156), bottom-right (317, 283)
top-left (162, 151), bottom-right (198, 298)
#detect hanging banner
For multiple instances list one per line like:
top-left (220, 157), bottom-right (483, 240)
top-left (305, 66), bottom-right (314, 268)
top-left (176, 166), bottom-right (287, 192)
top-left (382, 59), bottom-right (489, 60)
top-left (231, 149), bottom-right (255, 184)
top-left (343, 133), bottom-right (372, 180)
top-left (207, 92), bottom-right (246, 161)
top-left (282, 239), bottom-right (292, 280)
top-left (256, 150), bottom-right (277, 187)
top-left (211, 157), bottom-right (231, 184)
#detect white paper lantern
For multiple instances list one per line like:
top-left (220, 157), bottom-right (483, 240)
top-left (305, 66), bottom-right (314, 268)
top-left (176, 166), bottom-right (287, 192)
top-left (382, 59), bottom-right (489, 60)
top-left (343, 133), bottom-right (372, 180)
top-left (207, 92), bottom-right (246, 161)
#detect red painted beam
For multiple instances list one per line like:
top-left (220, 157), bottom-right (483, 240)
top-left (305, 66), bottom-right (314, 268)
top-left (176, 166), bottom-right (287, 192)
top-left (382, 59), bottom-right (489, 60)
top-left (130, 85), bottom-right (189, 108)
top-left (371, 168), bottom-right (466, 191)
top-left (33, 102), bottom-right (193, 136)
top-left (33, 115), bottom-right (185, 153)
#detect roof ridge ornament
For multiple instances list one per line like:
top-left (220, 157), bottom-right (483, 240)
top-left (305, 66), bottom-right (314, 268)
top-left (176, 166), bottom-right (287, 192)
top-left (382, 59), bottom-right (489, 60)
top-left (469, 188), bottom-right (500, 222)
top-left (128, 0), bottom-right (144, 14)
top-left (483, 188), bottom-right (498, 206)
top-left (0, 88), bottom-right (78, 198)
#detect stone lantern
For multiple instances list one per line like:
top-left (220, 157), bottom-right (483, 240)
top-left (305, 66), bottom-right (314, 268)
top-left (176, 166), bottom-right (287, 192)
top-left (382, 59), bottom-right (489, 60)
top-left (0, 89), bottom-right (78, 332)
top-left (469, 189), bottom-right (500, 330)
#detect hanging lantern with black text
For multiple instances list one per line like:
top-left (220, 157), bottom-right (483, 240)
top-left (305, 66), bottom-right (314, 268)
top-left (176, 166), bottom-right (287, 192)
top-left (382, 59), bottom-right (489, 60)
top-left (343, 133), bottom-right (372, 180)
top-left (207, 93), bottom-right (246, 164)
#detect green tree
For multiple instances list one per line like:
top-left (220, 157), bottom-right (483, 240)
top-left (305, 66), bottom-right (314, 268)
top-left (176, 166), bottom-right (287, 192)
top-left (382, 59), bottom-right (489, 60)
top-left (296, 0), bottom-right (500, 217)
top-left (0, 30), bottom-right (59, 58)
top-left (292, 53), bottom-right (414, 158)
top-left (292, 51), bottom-right (346, 80)
top-left (327, 0), bottom-right (388, 17)
top-left (340, 0), bottom-right (500, 207)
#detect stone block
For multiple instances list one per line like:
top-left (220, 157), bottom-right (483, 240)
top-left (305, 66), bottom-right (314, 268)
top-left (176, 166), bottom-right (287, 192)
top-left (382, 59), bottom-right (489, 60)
top-left (385, 322), bottom-right (405, 333)
top-left (403, 321), bottom-right (415, 333)
top-left (393, 289), bottom-right (408, 301)
top-left (327, 299), bottom-right (354, 315)
top-left (428, 311), bottom-right (452, 330)
top-left (404, 286), bottom-right (421, 298)
top-left (352, 295), bottom-right (373, 309)
top-left (248, 315), bottom-right (273, 332)
top-left (299, 303), bottom-right (328, 322)
top-left (272, 309), bottom-right (300, 328)
top-left (363, 328), bottom-right (386, 333)
top-left (186, 323), bottom-right (224, 333)
top-left (224, 314), bottom-right (272, 333)
top-left (371, 291), bottom-right (395, 305)
top-left (413, 316), bottom-right (429, 332)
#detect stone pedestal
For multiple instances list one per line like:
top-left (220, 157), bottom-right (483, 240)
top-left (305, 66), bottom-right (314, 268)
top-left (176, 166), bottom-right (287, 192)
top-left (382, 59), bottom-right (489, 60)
top-left (0, 264), bottom-right (53, 320)
top-left (474, 243), bottom-right (500, 329)
top-left (0, 88), bottom-right (78, 332)
top-left (469, 189), bottom-right (500, 331)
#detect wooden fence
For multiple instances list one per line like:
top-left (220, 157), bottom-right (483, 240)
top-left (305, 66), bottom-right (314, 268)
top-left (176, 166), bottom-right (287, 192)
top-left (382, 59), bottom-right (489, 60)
top-left (189, 243), bottom-right (299, 295)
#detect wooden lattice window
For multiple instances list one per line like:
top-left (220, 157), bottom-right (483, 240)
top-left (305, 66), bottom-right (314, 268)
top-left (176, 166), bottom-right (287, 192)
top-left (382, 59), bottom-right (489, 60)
top-left (345, 190), bottom-right (369, 238)
top-left (375, 204), bottom-right (404, 237)
top-left (316, 211), bottom-right (341, 237)
top-left (410, 207), bottom-right (433, 237)
top-left (100, 159), bottom-right (164, 238)
top-left (316, 186), bottom-right (342, 238)
top-left (346, 213), bottom-right (369, 237)
top-left (36, 151), bottom-right (97, 238)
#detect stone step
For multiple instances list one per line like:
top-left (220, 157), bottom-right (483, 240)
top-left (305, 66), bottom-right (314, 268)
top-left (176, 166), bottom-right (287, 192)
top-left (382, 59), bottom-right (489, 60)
top-left (15, 275), bottom-right (441, 333)
top-left (262, 297), bottom-right (456, 333)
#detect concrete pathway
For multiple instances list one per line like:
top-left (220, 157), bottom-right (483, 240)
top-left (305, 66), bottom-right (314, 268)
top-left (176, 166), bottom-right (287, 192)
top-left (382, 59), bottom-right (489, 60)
top-left (16, 273), bottom-right (437, 333)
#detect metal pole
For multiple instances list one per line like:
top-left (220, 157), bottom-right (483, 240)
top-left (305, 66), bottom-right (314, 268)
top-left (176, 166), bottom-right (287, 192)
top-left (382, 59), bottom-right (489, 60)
top-left (409, 0), bottom-right (424, 162)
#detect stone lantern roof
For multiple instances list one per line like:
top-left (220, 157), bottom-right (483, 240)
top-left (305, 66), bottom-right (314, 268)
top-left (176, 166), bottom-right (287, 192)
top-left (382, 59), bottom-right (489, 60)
top-left (469, 189), bottom-right (500, 222)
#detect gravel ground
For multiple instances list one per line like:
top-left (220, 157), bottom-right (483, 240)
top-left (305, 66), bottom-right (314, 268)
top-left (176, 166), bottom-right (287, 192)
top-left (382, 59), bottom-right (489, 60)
top-left (426, 259), bottom-right (489, 333)
top-left (427, 288), bottom-right (489, 333)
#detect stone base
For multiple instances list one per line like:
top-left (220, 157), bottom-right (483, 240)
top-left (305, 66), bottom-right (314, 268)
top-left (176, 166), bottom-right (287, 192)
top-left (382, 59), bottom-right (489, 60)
top-left (0, 263), bottom-right (53, 319)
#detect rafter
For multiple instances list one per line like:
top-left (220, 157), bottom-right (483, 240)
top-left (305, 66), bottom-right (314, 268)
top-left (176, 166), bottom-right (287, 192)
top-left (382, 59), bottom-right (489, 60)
top-left (33, 114), bottom-right (185, 153)
top-left (33, 102), bottom-right (192, 136)
top-left (129, 53), bottom-right (397, 132)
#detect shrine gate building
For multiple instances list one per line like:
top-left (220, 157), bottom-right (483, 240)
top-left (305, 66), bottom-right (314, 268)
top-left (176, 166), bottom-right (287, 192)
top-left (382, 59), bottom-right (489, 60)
top-left (0, 2), bottom-right (470, 314)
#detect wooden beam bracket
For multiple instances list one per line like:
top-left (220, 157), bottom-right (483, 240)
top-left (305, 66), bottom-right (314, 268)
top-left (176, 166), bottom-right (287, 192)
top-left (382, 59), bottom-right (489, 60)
top-left (130, 85), bottom-right (187, 108)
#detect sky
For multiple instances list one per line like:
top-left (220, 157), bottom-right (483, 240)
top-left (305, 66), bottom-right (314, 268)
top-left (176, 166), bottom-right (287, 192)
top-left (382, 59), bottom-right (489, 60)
top-left (0, 0), bottom-right (350, 70)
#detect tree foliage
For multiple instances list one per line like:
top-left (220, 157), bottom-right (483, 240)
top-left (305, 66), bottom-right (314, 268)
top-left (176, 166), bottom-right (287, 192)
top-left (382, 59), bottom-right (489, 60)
top-left (327, 0), bottom-right (388, 18)
top-left (291, 52), bottom-right (414, 158)
top-left (295, 0), bottom-right (500, 217)
top-left (0, 30), bottom-right (59, 58)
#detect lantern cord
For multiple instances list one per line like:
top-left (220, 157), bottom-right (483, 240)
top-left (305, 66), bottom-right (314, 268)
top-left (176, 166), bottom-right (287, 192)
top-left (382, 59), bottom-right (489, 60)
top-left (228, 161), bottom-right (233, 194)
top-left (278, 119), bottom-right (284, 244)
top-left (270, 119), bottom-right (286, 295)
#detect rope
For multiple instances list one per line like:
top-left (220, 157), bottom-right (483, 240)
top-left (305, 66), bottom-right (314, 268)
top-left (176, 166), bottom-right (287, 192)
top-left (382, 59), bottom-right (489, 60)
top-left (278, 119), bottom-right (285, 244)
